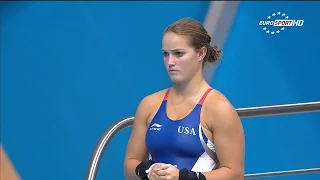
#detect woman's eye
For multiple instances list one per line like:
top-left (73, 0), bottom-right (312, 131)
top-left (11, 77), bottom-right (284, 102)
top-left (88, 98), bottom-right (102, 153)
top-left (175, 52), bottom-right (183, 57)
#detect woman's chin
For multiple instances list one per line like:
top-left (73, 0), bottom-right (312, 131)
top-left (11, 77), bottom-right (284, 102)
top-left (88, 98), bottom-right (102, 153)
top-left (169, 75), bottom-right (185, 84)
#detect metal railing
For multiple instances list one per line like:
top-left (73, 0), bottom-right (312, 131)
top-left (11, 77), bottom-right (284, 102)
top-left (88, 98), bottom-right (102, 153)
top-left (86, 101), bottom-right (320, 180)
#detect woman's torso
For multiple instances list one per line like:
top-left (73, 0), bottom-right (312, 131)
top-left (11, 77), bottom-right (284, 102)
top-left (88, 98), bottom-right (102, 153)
top-left (145, 88), bottom-right (220, 172)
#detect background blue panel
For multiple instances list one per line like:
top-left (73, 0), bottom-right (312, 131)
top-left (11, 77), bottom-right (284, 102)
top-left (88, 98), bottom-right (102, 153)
top-left (1, 2), bottom-right (210, 180)
top-left (1, 1), bottom-right (319, 180)
top-left (213, 2), bottom-right (320, 180)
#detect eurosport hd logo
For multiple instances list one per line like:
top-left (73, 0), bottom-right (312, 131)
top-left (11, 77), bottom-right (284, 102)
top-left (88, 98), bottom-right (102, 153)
top-left (258, 11), bottom-right (304, 35)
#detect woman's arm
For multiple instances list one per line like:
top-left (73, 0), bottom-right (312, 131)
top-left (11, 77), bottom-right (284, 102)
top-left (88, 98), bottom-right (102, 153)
top-left (203, 98), bottom-right (245, 180)
top-left (124, 96), bottom-right (152, 180)
top-left (0, 146), bottom-right (20, 180)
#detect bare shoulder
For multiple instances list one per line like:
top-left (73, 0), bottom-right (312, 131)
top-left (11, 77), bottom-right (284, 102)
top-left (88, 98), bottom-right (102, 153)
top-left (203, 88), bottom-right (235, 113)
top-left (143, 88), bottom-right (168, 107)
top-left (141, 88), bottom-right (168, 111)
top-left (202, 89), bottom-right (241, 130)
top-left (136, 88), bottom-right (169, 124)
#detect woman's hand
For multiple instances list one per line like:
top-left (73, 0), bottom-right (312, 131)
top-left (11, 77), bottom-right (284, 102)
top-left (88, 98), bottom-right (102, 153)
top-left (146, 163), bottom-right (163, 180)
top-left (156, 164), bottom-right (179, 180)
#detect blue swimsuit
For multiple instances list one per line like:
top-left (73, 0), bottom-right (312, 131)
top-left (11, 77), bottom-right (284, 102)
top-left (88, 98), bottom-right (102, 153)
top-left (145, 88), bottom-right (219, 172)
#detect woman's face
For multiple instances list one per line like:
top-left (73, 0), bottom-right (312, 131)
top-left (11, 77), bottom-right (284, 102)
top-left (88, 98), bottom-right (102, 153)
top-left (162, 32), bottom-right (203, 84)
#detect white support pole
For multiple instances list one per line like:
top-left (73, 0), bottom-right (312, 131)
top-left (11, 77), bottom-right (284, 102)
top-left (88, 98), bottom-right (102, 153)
top-left (203, 1), bottom-right (240, 83)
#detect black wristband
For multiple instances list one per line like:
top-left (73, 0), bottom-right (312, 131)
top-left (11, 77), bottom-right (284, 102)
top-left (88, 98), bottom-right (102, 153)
top-left (179, 168), bottom-right (206, 180)
top-left (135, 159), bottom-right (155, 180)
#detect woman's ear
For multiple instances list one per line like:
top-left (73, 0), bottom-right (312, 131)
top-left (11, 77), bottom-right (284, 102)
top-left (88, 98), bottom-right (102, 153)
top-left (198, 46), bottom-right (207, 62)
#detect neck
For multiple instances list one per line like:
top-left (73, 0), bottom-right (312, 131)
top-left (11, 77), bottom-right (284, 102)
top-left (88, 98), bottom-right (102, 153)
top-left (172, 71), bottom-right (207, 97)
